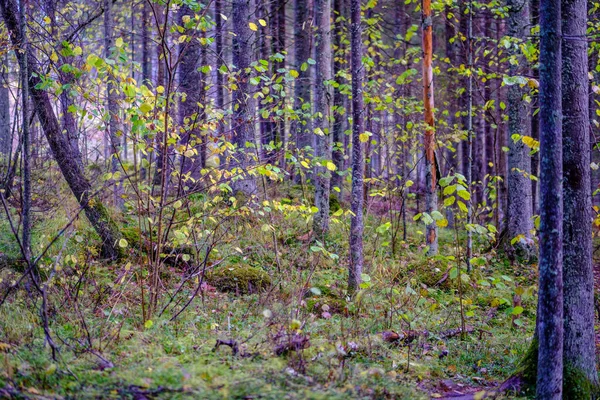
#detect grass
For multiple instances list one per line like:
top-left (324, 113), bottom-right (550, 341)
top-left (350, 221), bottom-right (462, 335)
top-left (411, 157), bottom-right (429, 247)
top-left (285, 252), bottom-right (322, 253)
top-left (0, 189), bottom-right (536, 399)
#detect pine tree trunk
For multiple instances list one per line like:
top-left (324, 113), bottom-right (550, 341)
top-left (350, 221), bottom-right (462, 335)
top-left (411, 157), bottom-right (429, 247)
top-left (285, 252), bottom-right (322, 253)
top-left (561, 0), bottom-right (599, 393)
top-left (536, 0), bottom-right (563, 395)
top-left (348, 0), bottom-right (364, 293)
top-left (422, 0), bottom-right (438, 255)
top-left (313, 0), bottom-right (333, 239)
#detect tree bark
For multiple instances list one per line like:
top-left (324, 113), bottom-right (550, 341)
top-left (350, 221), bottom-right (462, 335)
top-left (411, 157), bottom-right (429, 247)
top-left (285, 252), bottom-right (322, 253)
top-left (104, 0), bottom-right (123, 208)
top-left (293, 0), bottom-right (313, 161)
top-left (422, 0), bottom-right (438, 255)
top-left (330, 0), bottom-right (346, 197)
top-left (313, 0), bottom-right (333, 239)
top-left (536, 0), bottom-right (563, 395)
top-left (178, 5), bottom-right (206, 177)
top-left (348, 0), bottom-right (364, 293)
top-left (505, 0), bottom-right (534, 260)
top-left (561, 0), bottom-right (599, 393)
top-left (231, 0), bottom-right (257, 195)
top-left (0, 54), bottom-right (10, 161)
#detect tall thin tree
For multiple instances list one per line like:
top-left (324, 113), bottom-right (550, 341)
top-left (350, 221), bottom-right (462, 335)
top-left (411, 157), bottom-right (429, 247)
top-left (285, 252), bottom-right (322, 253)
top-left (422, 0), bottom-right (438, 255)
top-left (348, 0), bottom-right (363, 292)
top-left (536, 0), bottom-right (563, 396)
top-left (313, 0), bottom-right (333, 239)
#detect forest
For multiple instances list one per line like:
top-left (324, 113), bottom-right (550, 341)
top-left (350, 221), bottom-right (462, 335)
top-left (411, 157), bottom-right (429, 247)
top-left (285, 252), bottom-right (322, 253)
top-left (0, 0), bottom-right (598, 398)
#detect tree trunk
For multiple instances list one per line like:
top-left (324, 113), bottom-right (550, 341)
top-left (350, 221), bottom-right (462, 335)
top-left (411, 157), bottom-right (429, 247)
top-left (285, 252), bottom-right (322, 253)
top-left (505, 0), bottom-right (534, 260)
top-left (536, 0), bottom-right (563, 395)
top-left (231, 0), bottom-right (257, 195)
top-left (0, 54), bottom-right (10, 161)
top-left (293, 0), bottom-right (313, 165)
top-left (178, 5), bottom-right (206, 177)
top-left (348, 0), bottom-right (364, 293)
top-left (0, 0), bottom-right (122, 260)
top-left (422, 0), bottom-right (438, 255)
top-left (330, 0), bottom-right (346, 197)
top-left (18, 0), bottom-right (31, 261)
top-left (561, 0), bottom-right (598, 393)
top-left (104, 0), bottom-right (123, 208)
top-left (313, 0), bottom-right (333, 239)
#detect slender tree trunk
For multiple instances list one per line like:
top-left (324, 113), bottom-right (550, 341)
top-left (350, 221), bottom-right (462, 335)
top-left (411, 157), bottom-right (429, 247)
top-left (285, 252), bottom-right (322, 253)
top-left (0, 0), bottom-right (122, 260)
top-left (231, 0), bottom-right (257, 195)
top-left (140, 0), bottom-right (151, 180)
top-left (505, 0), bottom-right (534, 259)
top-left (422, 0), bottom-right (438, 255)
top-left (215, 0), bottom-right (225, 137)
top-left (561, 0), bottom-right (599, 392)
top-left (536, 0), bottom-right (563, 395)
top-left (313, 0), bottom-right (333, 239)
top-left (18, 0), bottom-right (31, 262)
top-left (104, 0), bottom-right (123, 208)
top-left (330, 0), bottom-right (346, 197)
top-left (0, 54), bottom-right (10, 161)
top-left (293, 0), bottom-right (312, 168)
top-left (348, 0), bottom-right (364, 293)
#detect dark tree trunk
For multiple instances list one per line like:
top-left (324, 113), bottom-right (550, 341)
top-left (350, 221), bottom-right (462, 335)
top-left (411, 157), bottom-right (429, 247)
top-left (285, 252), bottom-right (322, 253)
top-left (313, 0), bottom-right (332, 238)
top-left (0, 0), bottom-right (122, 260)
top-left (0, 54), bottom-right (10, 161)
top-left (348, 0), bottom-right (364, 293)
top-left (536, 0), bottom-right (563, 395)
top-left (505, 0), bottom-right (534, 259)
top-left (178, 5), bottom-right (206, 177)
top-left (561, 0), bottom-right (599, 392)
top-left (293, 0), bottom-right (312, 158)
top-left (231, 0), bottom-right (257, 195)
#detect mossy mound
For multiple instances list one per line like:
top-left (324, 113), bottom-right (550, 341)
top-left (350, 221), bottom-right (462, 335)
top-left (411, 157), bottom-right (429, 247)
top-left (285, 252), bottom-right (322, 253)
top-left (206, 265), bottom-right (272, 295)
top-left (329, 194), bottom-right (341, 214)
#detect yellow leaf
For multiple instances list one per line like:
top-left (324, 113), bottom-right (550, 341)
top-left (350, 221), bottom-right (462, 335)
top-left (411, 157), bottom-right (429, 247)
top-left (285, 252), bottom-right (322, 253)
top-left (156, 86), bottom-right (165, 94)
top-left (50, 51), bottom-right (58, 63)
top-left (182, 15), bottom-right (191, 24)
top-left (144, 320), bottom-right (153, 329)
top-left (289, 69), bottom-right (299, 78)
top-left (73, 46), bottom-right (82, 56)
top-left (249, 22), bottom-right (258, 31)
top-left (259, 19), bottom-right (267, 26)
top-left (359, 133), bottom-right (369, 143)
top-left (115, 37), bottom-right (124, 48)
top-left (326, 161), bottom-right (336, 171)
top-left (118, 238), bottom-right (128, 248)
top-left (43, 16), bottom-right (51, 24)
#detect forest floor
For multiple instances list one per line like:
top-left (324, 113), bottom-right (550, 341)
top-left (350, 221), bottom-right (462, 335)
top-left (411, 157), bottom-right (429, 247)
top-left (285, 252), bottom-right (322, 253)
top-left (0, 185), bottom-right (543, 399)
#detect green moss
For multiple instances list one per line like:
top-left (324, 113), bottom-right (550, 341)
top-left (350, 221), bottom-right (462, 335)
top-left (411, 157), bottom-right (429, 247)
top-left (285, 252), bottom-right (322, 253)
top-left (121, 226), bottom-right (142, 248)
top-left (517, 336), bottom-right (538, 388)
top-left (329, 194), bottom-right (341, 214)
top-left (206, 265), bottom-right (272, 294)
top-left (563, 364), bottom-right (599, 400)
